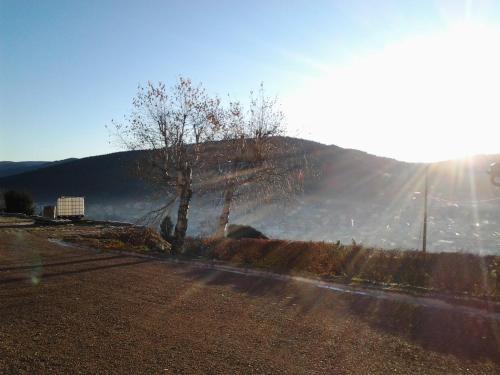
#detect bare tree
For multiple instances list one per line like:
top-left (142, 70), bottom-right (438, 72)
top-left (112, 78), bottom-right (221, 252)
top-left (212, 85), bottom-right (304, 237)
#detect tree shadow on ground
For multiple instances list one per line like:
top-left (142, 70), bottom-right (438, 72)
top-left (0, 257), bottom-right (151, 285)
top-left (344, 294), bottom-right (500, 364)
top-left (181, 266), bottom-right (500, 364)
top-left (0, 255), bottom-right (125, 272)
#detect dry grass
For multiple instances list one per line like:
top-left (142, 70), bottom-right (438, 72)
top-left (42, 223), bottom-right (499, 299)
top-left (184, 238), bottom-right (500, 299)
top-left (0, 215), bottom-right (33, 225)
top-left (62, 226), bottom-right (171, 254)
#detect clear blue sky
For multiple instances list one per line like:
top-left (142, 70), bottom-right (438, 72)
top-left (2, 1), bottom-right (500, 162)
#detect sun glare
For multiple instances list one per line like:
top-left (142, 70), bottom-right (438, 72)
top-left (284, 22), bottom-right (500, 162)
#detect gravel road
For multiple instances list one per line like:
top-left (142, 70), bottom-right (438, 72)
top-left (1, 228), bottom-right (499, 374)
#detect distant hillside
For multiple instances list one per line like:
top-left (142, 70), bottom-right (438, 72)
top-left (0, 161), bottom-right (49, 178)
top-left (0, 137), bottom-right (498, 207)
top-left (0, 159), bottom-right (77, 178)
top-left (0, 138), bottom-right (408, 202)
top-left (0, 152), bottom-right (147, 202)
top-left (1, 138), bottom-right (499, 253)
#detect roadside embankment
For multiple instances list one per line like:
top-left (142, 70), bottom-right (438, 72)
top-left (25, 221), bottom-right (500, 301)
top-left (184, 238), bottom-right (500, 300)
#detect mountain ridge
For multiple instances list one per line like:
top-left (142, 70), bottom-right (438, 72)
top-left (0, 159), bottom-right (78, 178)
top-left (1, 137), bottom-right (499, 253)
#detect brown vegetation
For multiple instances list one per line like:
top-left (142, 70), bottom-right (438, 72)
top-left (184, 238), bottom-right (500, 299)
top-left (37, 222), bottom-right (500, 299)
top-left (62, 226), bottom-right (171, 253)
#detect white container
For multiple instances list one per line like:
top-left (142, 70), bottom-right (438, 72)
top-left (56, 197), bottom-right (84, 219)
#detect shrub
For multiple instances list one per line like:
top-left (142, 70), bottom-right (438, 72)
top-left (112, 227), bottom-right (171, 253)
top-left (225, 224), bottom-right (268, 239)
top-left (4, 190), bottom-right (34, 215)
top-left (186, 238), bottom-right (500, 298)
top-left (62, 226), bottom-right (171, 254)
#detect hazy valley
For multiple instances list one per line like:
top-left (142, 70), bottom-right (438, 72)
top-left (2, 137), bottom-right (499, 254)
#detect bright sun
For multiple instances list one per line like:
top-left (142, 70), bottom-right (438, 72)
top-left (284, 22), bottom-right (500, 162)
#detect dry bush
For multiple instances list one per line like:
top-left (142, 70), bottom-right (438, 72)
top-left (64, 226), bottom-right (171, 253)
top-left (185, 238), bottom-right (500, 298)
top-left (105, 227), bottom-right (171, 253)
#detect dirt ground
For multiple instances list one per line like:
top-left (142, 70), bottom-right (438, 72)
top-left (0, 216), bottom-right (34, 226)
top-left (1, 226), bottom-right (500, 374)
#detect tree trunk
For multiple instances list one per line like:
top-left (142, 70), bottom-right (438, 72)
top-left (173, 166), bottom-right (192, 253)
top-left (215, 183), bottom-right (235, 238)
